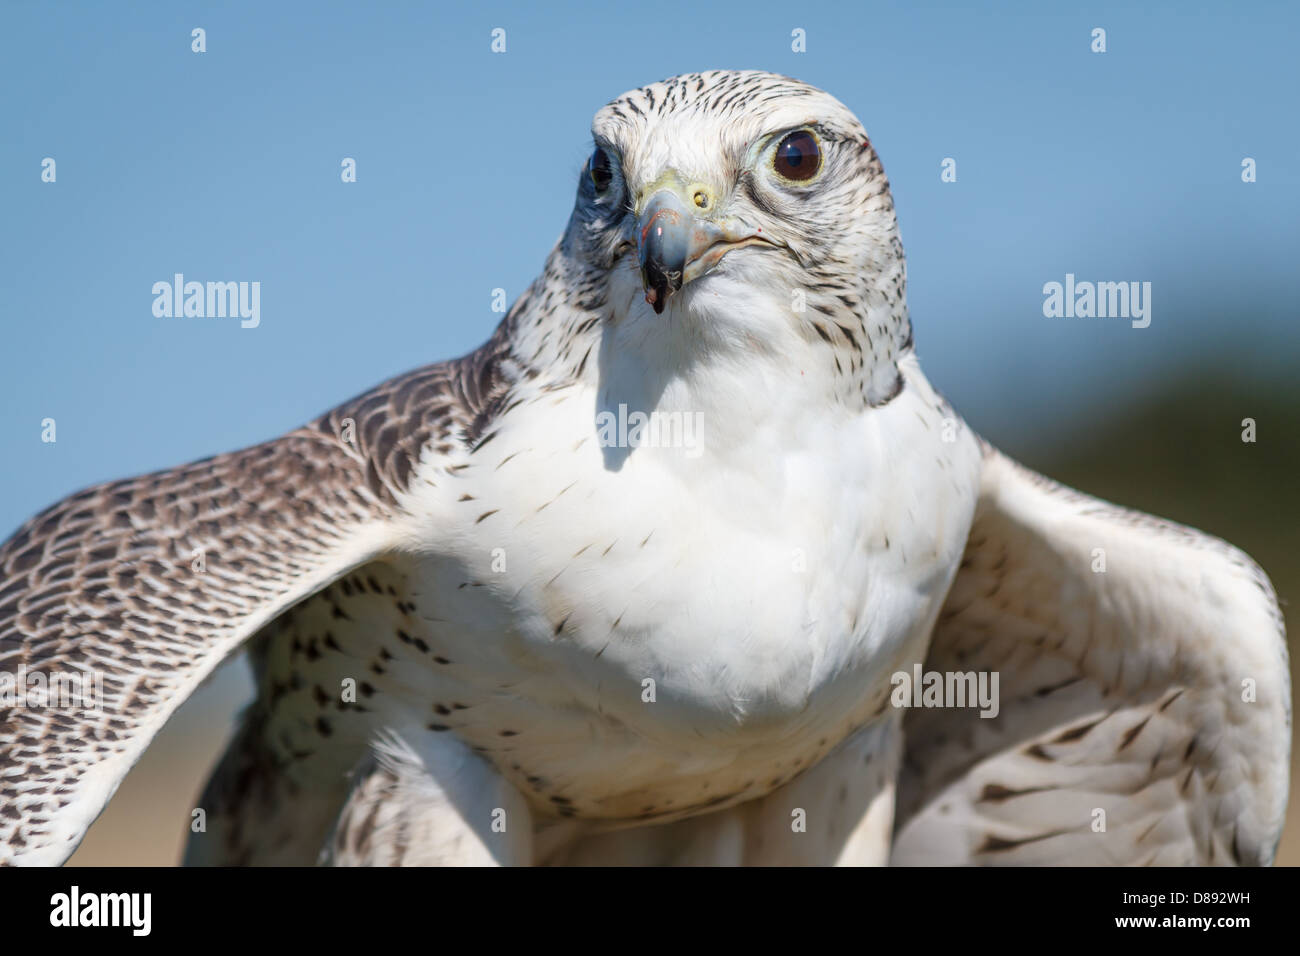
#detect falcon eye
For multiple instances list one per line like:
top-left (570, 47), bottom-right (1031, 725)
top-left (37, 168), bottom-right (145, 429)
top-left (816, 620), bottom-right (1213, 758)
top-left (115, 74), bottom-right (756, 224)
top-left (772, 130), bottom-right (822, 183)
top-left (589, 147), bottom-right (613, 193)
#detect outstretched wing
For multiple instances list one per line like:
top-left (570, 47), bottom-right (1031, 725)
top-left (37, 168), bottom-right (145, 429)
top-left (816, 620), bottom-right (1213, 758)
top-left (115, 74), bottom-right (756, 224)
top-left (0, 350), bottom-right (507, 866)
top-left (892, 444), bottom-right (1290, 866)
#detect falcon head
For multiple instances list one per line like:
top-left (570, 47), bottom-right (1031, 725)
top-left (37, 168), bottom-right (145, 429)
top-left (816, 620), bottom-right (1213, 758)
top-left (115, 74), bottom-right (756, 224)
top-left (562, 70), bottom-right (910, 405)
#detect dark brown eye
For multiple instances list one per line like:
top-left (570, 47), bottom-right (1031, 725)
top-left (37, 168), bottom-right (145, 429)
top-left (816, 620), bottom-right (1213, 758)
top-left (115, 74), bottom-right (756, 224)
top-left (772, 130), bottom-right (821, 182)
top-left (589, 147), bottom-right (613, 192)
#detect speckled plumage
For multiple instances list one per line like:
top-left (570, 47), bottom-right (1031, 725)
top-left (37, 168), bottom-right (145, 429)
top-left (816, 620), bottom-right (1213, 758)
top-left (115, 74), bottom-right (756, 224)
top-left (0, 71), bottom-right (1289, 867)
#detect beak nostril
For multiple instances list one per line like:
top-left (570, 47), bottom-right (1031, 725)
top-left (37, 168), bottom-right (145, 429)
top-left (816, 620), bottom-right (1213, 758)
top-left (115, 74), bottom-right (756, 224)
top-left (636, 187), bottom-right (768, 315)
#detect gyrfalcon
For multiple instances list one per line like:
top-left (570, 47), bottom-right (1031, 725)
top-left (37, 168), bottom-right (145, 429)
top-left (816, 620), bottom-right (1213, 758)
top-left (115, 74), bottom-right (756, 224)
top-left (0, 70), bottom-right (1289, 866)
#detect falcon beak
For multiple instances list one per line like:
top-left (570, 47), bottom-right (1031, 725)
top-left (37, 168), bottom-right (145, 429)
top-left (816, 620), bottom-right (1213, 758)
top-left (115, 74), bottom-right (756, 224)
top-left (636, 188), bottom-right (768, 314)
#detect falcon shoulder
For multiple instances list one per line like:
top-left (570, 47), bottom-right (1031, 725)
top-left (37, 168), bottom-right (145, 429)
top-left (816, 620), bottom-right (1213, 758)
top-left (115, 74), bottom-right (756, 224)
top-left (0, 334), bottom-right (512, 866)
top-left (892, 443), bottom-right (1290, 865)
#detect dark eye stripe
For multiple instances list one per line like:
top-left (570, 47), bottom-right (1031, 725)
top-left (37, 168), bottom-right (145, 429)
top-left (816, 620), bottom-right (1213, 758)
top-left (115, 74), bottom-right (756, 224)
top-left (773, 130), bottom-right (821, 182)
top-left (740, 171), bottom-right (780, 217)
top-left (589, 147), bottom-right (613, 192)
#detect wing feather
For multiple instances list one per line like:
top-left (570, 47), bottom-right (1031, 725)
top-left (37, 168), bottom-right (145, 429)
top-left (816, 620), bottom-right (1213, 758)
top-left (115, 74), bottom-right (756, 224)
top-left (892, 444), bottom-right (1290, 865)
top-left (0, 347), bottom-right (508, 865)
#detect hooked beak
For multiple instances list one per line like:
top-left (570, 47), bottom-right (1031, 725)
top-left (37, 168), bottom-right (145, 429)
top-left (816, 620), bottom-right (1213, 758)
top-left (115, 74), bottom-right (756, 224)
top-left (636, 189), bottom-right (772, 314)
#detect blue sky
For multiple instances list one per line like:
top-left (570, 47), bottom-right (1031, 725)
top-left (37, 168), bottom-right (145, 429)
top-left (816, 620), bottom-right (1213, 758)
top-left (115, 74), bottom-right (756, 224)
top-left (2, 0), bottom-right (1297, 537)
